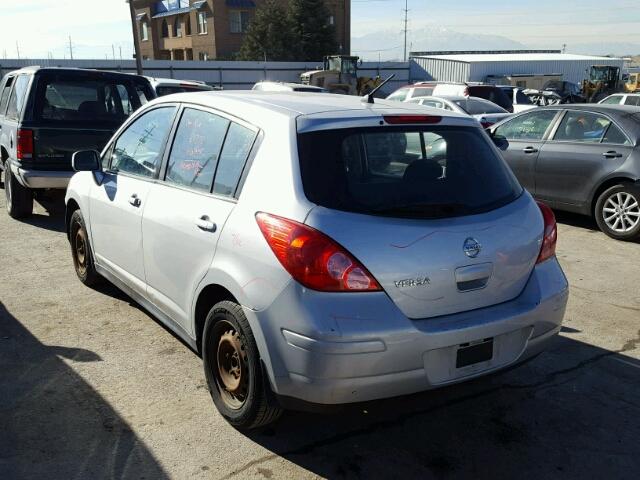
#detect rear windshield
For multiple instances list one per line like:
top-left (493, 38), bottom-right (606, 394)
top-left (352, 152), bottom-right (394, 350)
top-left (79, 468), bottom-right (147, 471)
top-left (453, 98), bottom-right (506, 115)
top-left (34, 73), bottom-right (153, 125)
top-left (298, 126), bottom-right (522, 219)
top-left (156, 85), bottom-right (208, 96)
top-left (467, 87), bottom-right (512, 110)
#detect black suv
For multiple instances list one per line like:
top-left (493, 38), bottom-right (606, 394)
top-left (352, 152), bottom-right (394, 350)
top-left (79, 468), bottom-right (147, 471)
top-left (0, 67), bottom-right (155, 218)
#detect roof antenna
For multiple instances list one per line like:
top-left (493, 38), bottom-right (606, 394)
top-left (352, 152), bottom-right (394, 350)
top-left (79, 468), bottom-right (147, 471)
top-left (361, 74), bottom-right (396, 104)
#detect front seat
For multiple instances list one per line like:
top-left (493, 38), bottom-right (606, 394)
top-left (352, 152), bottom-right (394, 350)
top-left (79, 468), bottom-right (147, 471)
top-left (563, 118), bottom-right (586, 141)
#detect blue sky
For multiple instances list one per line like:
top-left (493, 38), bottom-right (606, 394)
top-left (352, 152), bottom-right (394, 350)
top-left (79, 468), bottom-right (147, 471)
top-left (1, 0), bottom-right (639, 59)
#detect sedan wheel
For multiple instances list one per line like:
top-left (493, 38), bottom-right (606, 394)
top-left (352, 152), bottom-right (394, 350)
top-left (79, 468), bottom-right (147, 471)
top-left (595, 184), bottom-right (640, 241)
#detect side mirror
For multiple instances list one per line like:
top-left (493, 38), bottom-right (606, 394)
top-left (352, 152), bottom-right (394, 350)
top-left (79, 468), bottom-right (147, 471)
top-left (72, 150), bottom-right (101, 172)
top-left (491, 133), bottom-right (509, 151)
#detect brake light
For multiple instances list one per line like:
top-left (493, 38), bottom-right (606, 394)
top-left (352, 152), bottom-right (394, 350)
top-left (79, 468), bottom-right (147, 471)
top-left (256, 213), bottom-right (382, 292)
top-left (16, 129), bottom-right (33, 160)
top-left (384, 115), bottom-right (442, 125)
top-left (536, 202), bottom-right (557, 264)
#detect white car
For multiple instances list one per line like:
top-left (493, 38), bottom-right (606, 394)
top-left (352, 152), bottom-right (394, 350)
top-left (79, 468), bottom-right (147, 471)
top-left (598, 93), bottom-right (640, 106)
top-left (146, 77), bottom-right (217, 96)
top-left (252, 81), bottom-right (328, 93)
top-left (496, 86), bottom-right (537, 113)
top-left (408, 95), bottom-right (512, 128)
top-left (65, 92), bottom-right (567, 429)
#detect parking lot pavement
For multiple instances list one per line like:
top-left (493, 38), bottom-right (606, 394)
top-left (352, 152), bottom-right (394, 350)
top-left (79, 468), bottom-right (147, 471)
top-left (0, 191), bottom-right (638, 480)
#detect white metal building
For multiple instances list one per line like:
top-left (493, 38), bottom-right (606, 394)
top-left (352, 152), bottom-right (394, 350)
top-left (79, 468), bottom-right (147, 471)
top-left (411, 53), bottom-right (625, 85)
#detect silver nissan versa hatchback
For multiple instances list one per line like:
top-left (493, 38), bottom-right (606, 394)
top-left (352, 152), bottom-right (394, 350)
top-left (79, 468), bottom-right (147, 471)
top-left (65, 92), bottom-right (569, 430)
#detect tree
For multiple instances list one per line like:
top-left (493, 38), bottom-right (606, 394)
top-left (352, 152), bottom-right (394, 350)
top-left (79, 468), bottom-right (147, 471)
top-left (238, 1), bottom-right (299, 61)
top-left (288, 0), bottom-right (338, 61)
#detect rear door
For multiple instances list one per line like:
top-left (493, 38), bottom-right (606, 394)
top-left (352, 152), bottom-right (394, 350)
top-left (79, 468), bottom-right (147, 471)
top-left (89, 105), bottom-right (177, 295)
top-left (142, 106), bottom-right (258, 332)
top-left (536, 110), bottom-right (634, 207)
top-left (29, 71), bottom-right (151, 172)
top-left (491, 109), bottom-right (560, 193)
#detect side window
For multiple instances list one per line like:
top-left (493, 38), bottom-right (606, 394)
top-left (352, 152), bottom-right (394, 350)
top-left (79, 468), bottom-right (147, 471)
top-left (624, 96), bottom-right (640, 106)
top-left (0, 77), bottom-right (13, 115)
top-left (601, 95), bottom-right (622, 105)
top-left (111, 107), bottom-right (176, 177)
top-left (165, 108), bottom-right (230, 192)
top-left (494, 110), bottom-right (557, 140)
top-left (6, 75), bottom-right (30, 120)
top-left (213, 123), bottom-right (256, 197)
top-left (602, 123), bottom-right (630, 145)
top-left (387, 90), bottom-right (408, 102)
top-left (553, 111), bottom-right (611, 143)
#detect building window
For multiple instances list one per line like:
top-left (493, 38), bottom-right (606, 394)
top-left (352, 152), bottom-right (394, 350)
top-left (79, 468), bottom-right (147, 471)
top-left (185, 15), bottom-right (192, 35)
top-left (174, 17), bottom-right (182, 37)
top-left (229, 10), bottom-right (250, 33)
top-left (197, 11), bottom-right (207, 34)
top-left (140, 20), bottom-right (149, 41)
top-left (161, 19), bottom-right (169, 38)
top-left (329, 15), bottom-right (335, 25)
top-left (198, 51), bottom-right (208, 61)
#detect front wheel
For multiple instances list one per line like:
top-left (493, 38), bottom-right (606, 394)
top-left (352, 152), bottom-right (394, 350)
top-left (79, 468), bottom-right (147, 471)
top-left (202, 301), bottom-right (282, 430)
top-left (5, 166), bottom-right (33, 218)
top-left (595, 184), bottom-right (640, 241)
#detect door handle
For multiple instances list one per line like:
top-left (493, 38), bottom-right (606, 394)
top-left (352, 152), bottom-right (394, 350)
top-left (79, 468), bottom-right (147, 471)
top-left (128, 194), bottom-right (142, 207)
top-left (522, 146), bottom-right (538, 154)
top-left (602, 151), bottom-right (622, 158)
top-left (196, 216), bottom-right (216, 232)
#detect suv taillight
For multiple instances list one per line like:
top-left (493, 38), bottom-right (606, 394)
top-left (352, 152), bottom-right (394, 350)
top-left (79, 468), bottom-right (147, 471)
top-left (536, 202), bottom-right (557, 264)
top-left (16, 129), bottom-right (34, 160)
top-left (256, 212), bottom-right (382, 292)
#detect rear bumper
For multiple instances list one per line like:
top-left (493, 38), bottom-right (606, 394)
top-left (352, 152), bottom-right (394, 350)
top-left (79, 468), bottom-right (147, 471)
top-left (246, 258), bottom-right (569, 406)
top-left (10, 162), bottom-right (74, 189)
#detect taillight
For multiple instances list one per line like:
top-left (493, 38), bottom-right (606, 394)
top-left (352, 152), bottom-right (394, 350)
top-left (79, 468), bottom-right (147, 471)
top-left (16, 129), bottom-right (34, 160)
top-left (384, 115), bottom-right (441, 124)
top-left (536, 202), bottom-right (557, 264)
top-left (255, 212), bottom-right (382, 292)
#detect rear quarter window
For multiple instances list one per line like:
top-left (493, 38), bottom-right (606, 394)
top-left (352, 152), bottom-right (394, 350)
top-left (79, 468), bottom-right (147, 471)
top-left (298, 126), bottom-right (522, 219)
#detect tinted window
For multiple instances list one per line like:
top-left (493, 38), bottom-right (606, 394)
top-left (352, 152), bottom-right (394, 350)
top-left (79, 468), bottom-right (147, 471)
top-left (213, 123), bottom-right (256, 197)
top-left (6, 75), bottom-right (30, 120)
top-left (495, 110), bottom-right (557, 140)
top-left (601, 95), bottom-right (622, 105)
top-left (468, 87), bottom-right (512, 110)
top-left (515, 90), bottom-right (532, 105)
top-left (0, 77), bottom-right (14, 115)
top-left (624, 96), bottom-right (640, 106)
top-left (111, 107), bottom-right (176, 177)
top-left (156, 85), bottom-right (205, 96)
top-left (35, 75), bottom-right (151, 125)
top-left (165, 108), bottom-right (229, 192)
top-left (602, 123), bottom-right (630, 145)
top-left (453, 98), bottom-right (506, 115)
top-left (298, 126), bottom-right (522, 219)
top-left (553, 111), bottom-right (613, 143)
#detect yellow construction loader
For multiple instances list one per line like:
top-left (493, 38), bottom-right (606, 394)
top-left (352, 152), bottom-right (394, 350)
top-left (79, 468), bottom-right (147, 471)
top-left (300, 55), bottom-right (382, 95)
top-left (582, 65), bottom-right (621, 102)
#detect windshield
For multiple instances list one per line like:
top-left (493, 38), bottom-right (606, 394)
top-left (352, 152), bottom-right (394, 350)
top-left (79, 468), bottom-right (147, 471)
top-left (453, 98), bottom-right (507, 115)
top-left (298, 126), bottom-right (522, 219)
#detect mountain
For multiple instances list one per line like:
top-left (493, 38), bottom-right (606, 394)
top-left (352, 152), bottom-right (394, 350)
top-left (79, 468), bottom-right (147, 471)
top-left (566, 42), bottom-right (640, 57)
top-left (352, 26), bottom-right (527, 61)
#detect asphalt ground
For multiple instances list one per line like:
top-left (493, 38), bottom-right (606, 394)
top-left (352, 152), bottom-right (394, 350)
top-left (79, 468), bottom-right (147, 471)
top-left (1, 188), bottom-right (639, 480)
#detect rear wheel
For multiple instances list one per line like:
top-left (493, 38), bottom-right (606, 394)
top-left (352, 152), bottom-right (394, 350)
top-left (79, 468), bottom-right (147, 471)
top-left (202, 300), bottom-right (282, 430)
top-left (5, 166), bottom-right (33, 219)
top-left (595, 184), bottom-right (640, 241)
top-left (69, 210), bottom-right (102, 286)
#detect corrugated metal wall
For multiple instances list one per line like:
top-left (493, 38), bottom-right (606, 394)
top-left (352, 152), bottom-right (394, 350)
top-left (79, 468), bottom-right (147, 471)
top-left (411, 57), bottom-right (470, 83)
top-left (410, 57), bottom-right (626, 85)
top-left (0, 59), bottom-right (411, 91)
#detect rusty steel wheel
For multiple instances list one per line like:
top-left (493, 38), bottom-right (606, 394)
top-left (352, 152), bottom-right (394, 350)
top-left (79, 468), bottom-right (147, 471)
top-left (73, 227), bottom-right (88, 277)
top-left (68, 210), bottom-right (101, 287)
top-left (215, 324), bottom-right (249, 409)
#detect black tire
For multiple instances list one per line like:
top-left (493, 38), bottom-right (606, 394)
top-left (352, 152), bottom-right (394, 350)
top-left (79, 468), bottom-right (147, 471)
top-left (69, 209), bottom-right (102, 286)
top-left (595, 184), bottom-right (640, 241)
top-left (202, 300), bottom-right (283, 430)
top-left (5, 166), bottom-right (33, 218)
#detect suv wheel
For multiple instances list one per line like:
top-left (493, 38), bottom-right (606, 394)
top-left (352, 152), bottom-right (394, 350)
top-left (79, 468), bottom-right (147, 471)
top-left (69, 210), bottom-right (102, 286)
top-left (595, 184), bottom-right (640, 241)
top-left (5, 167), bottom-right (33, 218)
top-left (202, 300), bottom-right (282, 430)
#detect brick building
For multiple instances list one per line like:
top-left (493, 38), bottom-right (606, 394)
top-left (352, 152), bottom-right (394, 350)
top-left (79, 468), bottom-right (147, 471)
top-left (133, 0), bottom-right (350, 61)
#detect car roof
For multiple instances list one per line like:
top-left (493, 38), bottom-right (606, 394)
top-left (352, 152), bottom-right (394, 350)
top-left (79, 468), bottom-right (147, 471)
top-left (147, 76), bottom-right (209, 87)
top-left (8, 66), bottom-right (143, 78)
top-left (151, 91), bottom-right (474, 126)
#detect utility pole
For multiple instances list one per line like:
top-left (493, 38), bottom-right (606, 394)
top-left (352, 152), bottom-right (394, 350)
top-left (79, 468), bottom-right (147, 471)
top-left (562, 43), bottom-right (567, 54)
top-left (402, 0), bottom-right (409, 62)
top-left (112, 44), bottom-right (116, 60)
top-left (68, 36), bottom-right (74, 60)
top-left (127, 0), bottom-right (144, 75)
top-left (16, 42), bottom-right (20, 60)
top-left (119, 46), bottom-right (123, 61)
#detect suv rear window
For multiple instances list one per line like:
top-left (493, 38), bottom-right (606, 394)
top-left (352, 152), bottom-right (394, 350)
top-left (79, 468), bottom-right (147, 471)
top-left (453, 98), bottom-right (506, 115)
top-left (298, 126), bottom-right (522, 219)
top-left (34, 73), bottom-right (153, 125)
top-left (468, 87), bottom-right (513, 111)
